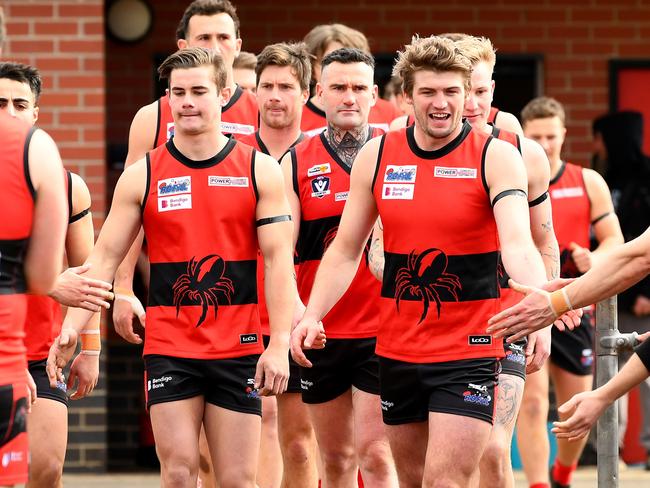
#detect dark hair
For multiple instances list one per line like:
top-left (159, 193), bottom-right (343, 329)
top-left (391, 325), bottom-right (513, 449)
top-left (176, 0), bottom-right (240, 40)
top-left (321, 47), bottom-right (375, 71)
top-left (0, 62), bottom-right (42, 103)
top-left (255, 42), bottom-right (312, 91)
top-left (158, 47), bottom-right (228, 92)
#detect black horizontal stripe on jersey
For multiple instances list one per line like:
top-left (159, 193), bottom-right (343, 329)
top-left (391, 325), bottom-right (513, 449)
top-left (296, 215), bottom-right (340, 263)
top-left (0, 238), bottom-right (29, 294)
top-left (381, 250), bottom-right (500, 301)
top-left (148, 259), bottom-right (257, 307)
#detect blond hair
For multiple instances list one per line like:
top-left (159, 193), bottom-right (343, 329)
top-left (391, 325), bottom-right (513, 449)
top-left (158, 47), bottom-right (228, 91)
top-left (393, 35), bottom-right (472, 96)
top-left (255, 42), bottom-right (312, 91)
top-left (521, 96), bottom-right (566, 125)
top-left (454, 36), bottom-right (496, 71)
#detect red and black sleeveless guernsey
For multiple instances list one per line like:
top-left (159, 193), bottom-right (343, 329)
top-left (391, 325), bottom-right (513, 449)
top-left (373, 122), bottom-right (503, 363)
top-left (0, 116), bottom-right (36, 383)
top-left (238, 131), bottom-right (305, 336)
top-left (292, 128), bottom-right (384, 339)
top-left (142, 137), bottom-right (263, 359)
top-left (24, 171), bottom-right (77, 361)
top-left (549, 162), bottom-right (591, 279)
top-left (154, 85), bottom-right (259, 147)
top-left (488, 106), bottom-right (499, 125)
top-left (301, 98), bottom-right (399, 136)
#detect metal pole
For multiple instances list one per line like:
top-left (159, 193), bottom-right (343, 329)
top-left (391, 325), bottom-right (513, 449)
top-left (595, 297), bottom-right (639, 488)
top-left (596, 296), bottom-right (619, 488)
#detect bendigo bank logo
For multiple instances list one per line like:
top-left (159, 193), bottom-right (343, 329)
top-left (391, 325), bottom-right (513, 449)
top-left (395, 248), bottom-right (462, 324)
top-left (172, 255), bottom-right (234, 328)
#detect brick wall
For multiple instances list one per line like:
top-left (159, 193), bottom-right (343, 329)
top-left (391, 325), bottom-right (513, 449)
top-left (107, 0), bottom-right (650, 167)
top-left (3, 0), bottom-right (107, 473)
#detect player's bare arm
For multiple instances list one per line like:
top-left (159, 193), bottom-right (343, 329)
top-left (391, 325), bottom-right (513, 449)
top-left (367, 217), bottom-right (385, 281)
top-left (112, 102), bottom-right (158, 327)
top-left (488, 227), bottom-right (650, 338)
top-left (47, 160), bottom-right (147, 384)
top-left (494, 110), bottom-right (524, 136)
top-left (62, 173), bottom-right (102, 399)
top-left (291, 137), bottom-right (380, 366)
top-left (569, 168), bottom-right (624, 272)
top-left (255, 151), bottom-right (295, 396)
top-left (25, 128), bottom-right (68, 294)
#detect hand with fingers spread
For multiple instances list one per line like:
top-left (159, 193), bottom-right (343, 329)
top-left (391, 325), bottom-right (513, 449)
top-left (113, 288), bottom-right (146, 344)
top-left (525, 326), bottom-right (551, 374)
top-left (487, 278), bottom-right (577, 342)
top-left (46, 328), bottom-right (79, 388)
top-left (254, 342), bottom-right (290, 396)
top-left (67, 352), bottom-right (100, 399)
top-left (569, 242), bottom-right (593, 274)
top-left (49, 264), bottom-right (114, 311)
top-left (290, 317), bottom-right (326, 368)
top-left (551, 390), bottom-right (608, 442)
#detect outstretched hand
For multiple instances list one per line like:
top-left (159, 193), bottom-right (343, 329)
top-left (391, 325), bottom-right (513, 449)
top-left (50, 264), bottom-right (113, 311)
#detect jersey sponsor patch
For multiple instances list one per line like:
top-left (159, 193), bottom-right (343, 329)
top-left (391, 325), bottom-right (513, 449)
top-left (468, 335), bottom-right (492, 345)
top-left (384, 165), bottom-right (417, 183)
top-left (240, 333), bottom-right (258, 345)
top-left (166, 122), bottom-right (175, 141)
top-left (307, 163), bottom-right (331, 177)
top-left (335, 191), bottom-right (349, 202)
top-left (382, 183), bottom-right (414, 200)
top-left (208, 175), bottom-right (249, 187)
top-left (551, 187), bottom-right (584, 199)
top-left (434, 166), bottom-right (477, 179)
top-left (158, 194), bottom-right (192, 212)
top-left (221, 121), bottom-right (255, 135)
top-left (311, 176), bottom-right (331, 198)
top-left (158, 176), bottom-right (191, 196)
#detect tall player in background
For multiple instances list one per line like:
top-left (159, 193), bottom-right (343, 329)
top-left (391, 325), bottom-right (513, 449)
top-left (301, 23), bottom-right (400, 136)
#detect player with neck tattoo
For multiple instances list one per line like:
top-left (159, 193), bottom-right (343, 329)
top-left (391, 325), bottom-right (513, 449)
top-left (280, 47), bottom-right (396, 487)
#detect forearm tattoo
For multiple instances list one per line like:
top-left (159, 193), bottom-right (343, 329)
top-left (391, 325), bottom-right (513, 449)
top-left (325, 123), bottom-right (369, 167)
top-left (540, 218), bottom-right (560, 279)
top-left (368, 236), bottom-right (385, 281)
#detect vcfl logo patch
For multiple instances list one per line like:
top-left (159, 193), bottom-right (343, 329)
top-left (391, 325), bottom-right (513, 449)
top-left (311, 176), bottom-right (330, 198)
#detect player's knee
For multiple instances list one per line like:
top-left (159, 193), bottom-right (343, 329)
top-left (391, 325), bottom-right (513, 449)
top-left (281, 434), bottom-right (312, 467)
top-left (357, 438), bottom-right (393, 475)
top-left (320, 445), bottom-right (356, 476)
top-left (519, 394), bottom-right (549, 420)
top-left (217, 466), bottom-right (256, 488)
top-left (29, 456), bottom-right (64, 486)
top-left (160, 458), bottom-right (196, 487)
top-left (480, 440), bottom-right (511, 484)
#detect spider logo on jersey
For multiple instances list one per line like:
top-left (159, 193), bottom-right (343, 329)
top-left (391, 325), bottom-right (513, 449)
top-left (394, 248), bottom-right (462, 324)
top-left (172, 255), bottom-right (234, 328)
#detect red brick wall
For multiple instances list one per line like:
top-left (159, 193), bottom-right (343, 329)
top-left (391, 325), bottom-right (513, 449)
top-left (107, 0), bottom-right (650, 167)
top-left (4, 0), bottom-right (106, 224)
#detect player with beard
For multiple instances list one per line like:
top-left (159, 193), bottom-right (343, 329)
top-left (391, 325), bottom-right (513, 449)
top-left (238, 42), bottom-right (319, 488)
top-left (291, 36), bottom-right (550, 487)
top-left (282, 47), bottom-right (398, 487)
